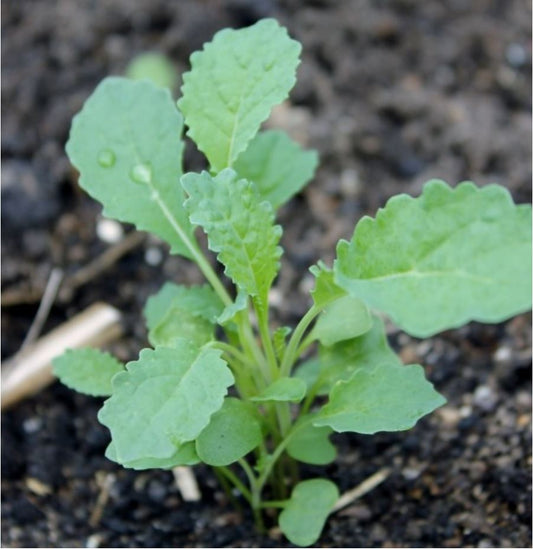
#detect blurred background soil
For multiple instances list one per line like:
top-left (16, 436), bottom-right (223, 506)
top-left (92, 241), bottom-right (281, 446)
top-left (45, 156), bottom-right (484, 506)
top-left (2, 0), bottom-right (531, 547)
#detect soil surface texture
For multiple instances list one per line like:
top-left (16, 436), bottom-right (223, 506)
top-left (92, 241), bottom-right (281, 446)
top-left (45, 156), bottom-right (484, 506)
top-left (2, 1), bottom-right (531, 547)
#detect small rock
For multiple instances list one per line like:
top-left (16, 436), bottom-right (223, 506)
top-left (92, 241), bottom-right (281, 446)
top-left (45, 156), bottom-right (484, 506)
top-left (144, 246), bottom-right (163, 266)
top-left (86, 534), bottom-right (103, 548)
top-left (473, 385), bottom-right (498, 412)
top-left (23, 417), bottom-right (42, 434)
top-left (505, 43), bottom-right (527, 68)
top-left (96, 218), bottom-right (124, 244)
top-left (147, 479), bottom-right (167, 502)
top-left (494, 345), bottom-right (512, 363)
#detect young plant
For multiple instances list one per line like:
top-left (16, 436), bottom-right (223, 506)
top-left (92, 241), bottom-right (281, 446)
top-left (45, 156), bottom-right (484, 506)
top-left (53, 19), bottom-right (532, 546)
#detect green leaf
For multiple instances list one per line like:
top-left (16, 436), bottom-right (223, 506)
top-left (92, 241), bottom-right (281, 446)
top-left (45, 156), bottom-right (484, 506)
top-left (126, 52), bottom-right (178, 90)
top-left (53, 348), bottom-right (123, 397)
top-left (98, 344), bottom-right (233, 463)
top-left (182, 169), bottom-right (282, 303)
top-left (233, 130), bottom-right (318, 209)
top-left (105, 441), bottom-right (199, 470)
top-left (309, 261), bottom-right (346, 309)
top-left (311, 295), bottom-right (372, 346)
top-left (148, 308), bottom-right (214, 348)
top-left (144, 283), bottom-right (224, 330)
top-left (217, 289), bottom-right (248, 326)
top-left (335, 181), bottom-right (532, 337)
top-left (295, 316), bottom-right (400, 395)
top-left (279, 478), bottom-right (339, 547)
top-left (195, 398), bottom-right (262, 466)
top-left (287, 422), bottom-right (336, 465)
top-left (251, 377), bottom-right (306, 403)
top-left (178, 19), bottom-right (301, 172)
top-left (66, 77), bottom-right (194, 258)
top-left (314, 362), bottom-right (446, 434)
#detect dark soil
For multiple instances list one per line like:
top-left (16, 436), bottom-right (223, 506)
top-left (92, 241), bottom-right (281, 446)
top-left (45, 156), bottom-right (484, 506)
top-left (2, 0), bottom-right (531, 547)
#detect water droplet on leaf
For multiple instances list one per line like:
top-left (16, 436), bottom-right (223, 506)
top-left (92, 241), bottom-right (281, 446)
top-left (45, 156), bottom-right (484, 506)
top-left (130, 163), bottom-right (152, 185)
top-left (97, 149), bottom-right (116, 167)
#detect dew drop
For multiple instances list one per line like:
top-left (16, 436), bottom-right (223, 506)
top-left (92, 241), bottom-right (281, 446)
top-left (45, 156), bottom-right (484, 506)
top-left (130, 163), bottom-right (152, 185)
top-left (97, 149), bottom-right (116, 168)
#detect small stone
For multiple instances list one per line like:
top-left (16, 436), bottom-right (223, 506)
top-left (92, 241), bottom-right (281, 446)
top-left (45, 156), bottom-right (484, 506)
top-left (147, 479), bottom-right (167, 502)
top-left (505, 43), bottom-right (527, 68)
top-left (144, 246), bottom-right (163, 266)
top-left (96, 218), bottom-right (123, 244)
top-left (402, 467), bottom-right (422, 480)
top-left (437, 406), bottom-right (461, 427)
top-left (473, 385), bottom-right (498, 412)
top-left (86, 534), bottom-right (103, 548)
top-left (25, 477), bottom-right (52, 496)
top-left (23, 417), bottom-right (42, 434)
top-left (494, 345), bottom-right (512, 363)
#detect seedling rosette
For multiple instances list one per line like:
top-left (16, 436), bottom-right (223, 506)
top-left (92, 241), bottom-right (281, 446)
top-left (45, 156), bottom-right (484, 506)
top-left (53, 19), bottom-right (532, 546)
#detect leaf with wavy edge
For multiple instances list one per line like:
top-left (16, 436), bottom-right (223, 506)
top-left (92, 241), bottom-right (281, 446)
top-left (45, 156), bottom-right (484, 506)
top-left (66, 77), bottom-right (194, 258)
top-left (335, 181), bottom-right (532, 337)
top-left (98, 344), bottom-right (233, 463)
top-left (182, 169), bottom-right (282, 304)
top-left (178, 19), bottom-right (301, 172)
top-left (53, 348), bottom-right (124, 397)
top-left (314, 362), bottom-right (446, 434)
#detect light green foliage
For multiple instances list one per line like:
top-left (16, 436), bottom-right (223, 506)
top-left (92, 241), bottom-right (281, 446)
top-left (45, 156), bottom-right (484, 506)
top-left (335, 181), bottom-right (532, 337)
top-left (53, 348), bottom-right (123, 397)
top-left (148, 308), bottom-right (214, 348)
top-left (106, 441), bottom-right (199, 470)
top-left (287, 422), bottom-right (336, 465)
top-left (66, 77), bottom-right (194, 258)
top-left (126, 52), bottom-right (178, 90)
top-left (182, 169), bottom-right (282, 304)
top-left (144, 283), bottom-right (222, 347)
top-left (314, 362), bottom-right (446, 434)
top-left (233, 130), bottom-right (318, 209)
top-left (58, 18), bottom-right (532, 548)
top-left (312, 295), bottom-right (372, 346)
top-left (196, 398), bottom-right (262, 466)
top-left (144, 283), bottom-right (224, 330)
top-left (251, 377), bottom-right (306, 403)
top-left (98, 344), bottom-right (233, 463)
top-left (295, 316), bottom-right (399, 395)
top-left (178, 19), bottom-right (301, 172)
top-left (217, 289), bottom-right (248, 326)
top-left (309, 261), bottom-right (346, 309)
top-left (279, 479), bottom-right (339, 546)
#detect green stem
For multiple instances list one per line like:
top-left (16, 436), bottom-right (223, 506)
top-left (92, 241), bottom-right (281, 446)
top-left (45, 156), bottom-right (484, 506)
top-left (253, 297), bottom-right (278, 381)
top-left (152, 191), bottom-right (233, 307)
top-left (256, 416), bottom-right (314, 494)
top-left (217, 466), bottom-right (252, 503)
top-left (280, 305), bottom-right (321, 377)
top-left (259, 500), bottom-right (288, 509)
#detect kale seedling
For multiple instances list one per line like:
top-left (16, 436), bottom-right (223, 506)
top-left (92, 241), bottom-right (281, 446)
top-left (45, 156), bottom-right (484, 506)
top-left (53, 19), bottom-right (532, 546)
